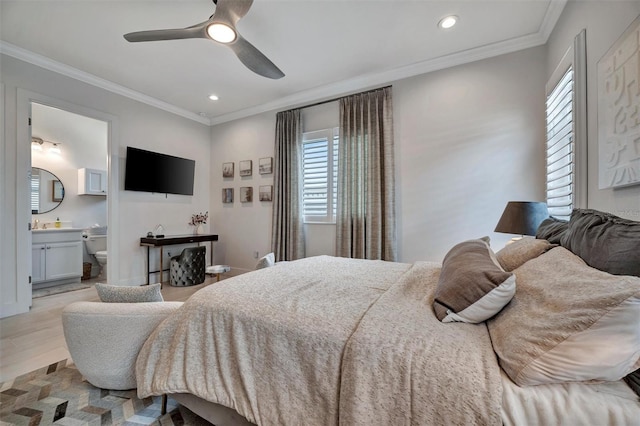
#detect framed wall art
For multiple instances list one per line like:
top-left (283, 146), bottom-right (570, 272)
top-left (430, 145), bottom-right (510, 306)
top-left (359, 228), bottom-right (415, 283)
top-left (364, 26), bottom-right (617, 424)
top-left (222, 188), bottom-right (234, 203)
top-left (239, 160), bottom-right (252, 177)
top-left (259, 157), bottom-right (273, 175)
top-left (222, 162), bottom-right (234, 178)
top-left (598, 15), bottom-right (640, 188)
top-left (259, 185), bottom-right (273, 201)
top-left (240, 186), bottom-right (253, 202)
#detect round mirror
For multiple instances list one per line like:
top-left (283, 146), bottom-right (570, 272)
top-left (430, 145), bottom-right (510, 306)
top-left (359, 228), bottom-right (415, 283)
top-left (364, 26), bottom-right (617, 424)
top-left (31, 167), bottom-right (64, 214)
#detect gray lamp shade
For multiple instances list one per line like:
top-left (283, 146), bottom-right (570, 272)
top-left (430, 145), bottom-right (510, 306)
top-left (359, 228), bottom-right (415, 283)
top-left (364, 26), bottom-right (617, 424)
top-left (494, 201), bottom-right (549, 236)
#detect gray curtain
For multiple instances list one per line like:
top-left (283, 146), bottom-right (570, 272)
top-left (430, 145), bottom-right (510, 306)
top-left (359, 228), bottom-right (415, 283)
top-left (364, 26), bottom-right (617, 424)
top-left (336, 87), bottom-right (396, 260)
top-left (271, 109), bottom-right (305, 261)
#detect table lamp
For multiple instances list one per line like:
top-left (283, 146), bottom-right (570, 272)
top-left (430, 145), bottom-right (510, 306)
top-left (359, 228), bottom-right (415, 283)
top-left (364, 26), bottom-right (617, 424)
top-left (494, 201), bottom-right (549, 241)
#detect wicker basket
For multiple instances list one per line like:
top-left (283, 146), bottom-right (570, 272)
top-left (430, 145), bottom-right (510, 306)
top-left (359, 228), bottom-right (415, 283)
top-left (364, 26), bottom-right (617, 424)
top-left (81, 262), bottom-right (92, 281)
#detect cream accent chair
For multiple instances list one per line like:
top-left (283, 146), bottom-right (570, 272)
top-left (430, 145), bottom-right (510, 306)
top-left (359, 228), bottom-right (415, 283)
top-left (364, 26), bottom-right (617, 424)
top-left (62, 301), bottom-right (183, 390)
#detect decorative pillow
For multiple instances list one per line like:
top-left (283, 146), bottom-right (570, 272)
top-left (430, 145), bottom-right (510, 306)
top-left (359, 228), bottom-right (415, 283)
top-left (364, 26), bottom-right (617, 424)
top-left (535, 217), bottom-right (569, 244)
top-left (495, 237), bottom-right (556, 272)
top-left (487, 246), bottom-right (640, 386)
top-left (560, 209), bottom-right (640, 276)
top-left (433, 238), bottom-right (516, 323)
top-left (256, 252), bottom-right (275, 270)
top-left (95, 283), bottom-right (163, 303)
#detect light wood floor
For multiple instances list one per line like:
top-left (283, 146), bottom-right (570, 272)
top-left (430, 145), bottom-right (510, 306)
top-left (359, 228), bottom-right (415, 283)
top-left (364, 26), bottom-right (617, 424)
top-left (0, 278), bottom-right (218, 383)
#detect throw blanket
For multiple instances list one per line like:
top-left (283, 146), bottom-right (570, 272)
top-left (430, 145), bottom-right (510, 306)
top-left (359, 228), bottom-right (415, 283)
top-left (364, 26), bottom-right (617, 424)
top-left (136, 256), bottom-right (502, 425)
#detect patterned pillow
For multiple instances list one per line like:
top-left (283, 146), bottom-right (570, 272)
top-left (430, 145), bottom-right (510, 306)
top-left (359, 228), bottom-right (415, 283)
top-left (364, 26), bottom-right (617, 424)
top-left (495, 237), bottom-right (556, 272)
top-left (488, 247), bottom-right (640, 386)
top-left (433, 238), bottom-right (516, 323)
top-left (95, 283), bottom-right (163, 303)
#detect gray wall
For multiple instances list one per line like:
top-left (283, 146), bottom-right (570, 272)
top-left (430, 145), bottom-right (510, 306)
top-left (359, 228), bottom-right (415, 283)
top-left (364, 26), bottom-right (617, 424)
top-left (209, 46), bottom-right (547, 271)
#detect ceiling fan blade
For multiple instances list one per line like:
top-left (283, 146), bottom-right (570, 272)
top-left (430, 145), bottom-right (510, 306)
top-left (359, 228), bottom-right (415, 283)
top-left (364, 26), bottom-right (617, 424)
top-left (228, 34), bottom-right (284, 79)
top-left (124, 21), bottom-right (208, 42)
top-left (213, 0), bottom-right (254, 27)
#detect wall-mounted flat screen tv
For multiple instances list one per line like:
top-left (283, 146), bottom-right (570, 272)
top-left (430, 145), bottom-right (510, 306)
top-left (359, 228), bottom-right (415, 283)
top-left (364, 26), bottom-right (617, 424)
top-left (124, 146), bottom-right (195, 196)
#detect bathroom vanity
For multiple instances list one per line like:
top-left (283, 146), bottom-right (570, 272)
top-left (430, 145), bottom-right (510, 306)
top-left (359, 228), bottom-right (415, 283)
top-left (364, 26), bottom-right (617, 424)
top-left (32, 229), bottom-right (83, 288)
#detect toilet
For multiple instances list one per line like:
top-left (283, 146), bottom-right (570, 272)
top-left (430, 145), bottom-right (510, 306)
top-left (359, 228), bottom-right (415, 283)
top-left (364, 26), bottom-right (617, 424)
top-left (83, 228), bottom-right (107, 280)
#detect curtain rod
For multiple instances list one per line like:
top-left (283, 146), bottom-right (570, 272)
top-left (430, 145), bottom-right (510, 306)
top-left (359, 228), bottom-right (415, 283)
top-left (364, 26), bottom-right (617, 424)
top-left (282, 85), bottom-right (392, 113)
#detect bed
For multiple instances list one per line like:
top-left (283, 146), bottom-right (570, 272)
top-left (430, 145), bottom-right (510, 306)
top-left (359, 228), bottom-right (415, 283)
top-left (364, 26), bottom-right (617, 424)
top-left (135, 208), bottom-right (640, 425)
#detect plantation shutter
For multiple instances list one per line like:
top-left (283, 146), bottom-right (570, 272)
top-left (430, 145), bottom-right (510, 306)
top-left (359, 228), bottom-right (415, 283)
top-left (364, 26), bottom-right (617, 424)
top-left (302, 136), bottom-right (330, 220)
top-left (546, 67), bottom-right (574, 221)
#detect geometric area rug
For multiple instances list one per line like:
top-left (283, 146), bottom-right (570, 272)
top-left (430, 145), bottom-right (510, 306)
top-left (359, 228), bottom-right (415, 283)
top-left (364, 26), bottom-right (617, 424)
top-left (0, 359), bottom-right (211, 425)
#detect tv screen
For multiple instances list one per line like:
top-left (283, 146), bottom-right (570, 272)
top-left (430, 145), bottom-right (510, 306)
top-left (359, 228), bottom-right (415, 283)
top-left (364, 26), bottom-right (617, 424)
top-left (124, 146), bottom-right (195, 195)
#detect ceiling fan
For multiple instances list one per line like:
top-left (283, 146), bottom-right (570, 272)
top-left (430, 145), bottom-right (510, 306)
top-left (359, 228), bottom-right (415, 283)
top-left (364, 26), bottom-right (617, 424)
top-left (123, 0), bottom-right (284, 79)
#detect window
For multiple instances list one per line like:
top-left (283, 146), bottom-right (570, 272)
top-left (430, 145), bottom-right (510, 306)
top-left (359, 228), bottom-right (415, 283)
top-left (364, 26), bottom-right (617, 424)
top-left (302, 128), bottom-right (339, 223)
top-left (545, 67), bottom-right (574, 220)
top-left (545, 30), bottom-right (587, 221)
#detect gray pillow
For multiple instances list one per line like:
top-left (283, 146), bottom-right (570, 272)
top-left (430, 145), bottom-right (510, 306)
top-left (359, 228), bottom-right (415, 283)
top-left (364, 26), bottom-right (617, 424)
top-left (560, 209), bottom-right (640, 276)
top-left (535, 217), bottom-right (569, 244)
top-left (95, 283), bottom-right (163, 303)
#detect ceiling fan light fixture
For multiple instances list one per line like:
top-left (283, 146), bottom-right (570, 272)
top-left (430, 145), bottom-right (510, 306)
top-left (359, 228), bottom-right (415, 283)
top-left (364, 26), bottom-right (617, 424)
top-left (207, 23), bottom-right (237, 43)
top-left (438, 15), bottom-right (458, 29)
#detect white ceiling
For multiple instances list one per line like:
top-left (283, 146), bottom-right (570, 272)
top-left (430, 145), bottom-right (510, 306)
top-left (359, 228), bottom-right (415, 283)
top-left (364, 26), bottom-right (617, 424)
top-left (0, 0), bottom-right (566, 125)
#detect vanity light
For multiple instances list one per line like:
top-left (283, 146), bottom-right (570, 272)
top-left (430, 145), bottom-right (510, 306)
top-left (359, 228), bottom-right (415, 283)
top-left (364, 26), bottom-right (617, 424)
top-left (31, 138), bottom-right (44, 151)
top-left (438, 15), bottom-right (458, 29)
top-left (207, 23), bottom-right (236, 43)
top-left (209, 94), bottom-right (219, 101)
top-left (49, 143), bottom-right (62, 155)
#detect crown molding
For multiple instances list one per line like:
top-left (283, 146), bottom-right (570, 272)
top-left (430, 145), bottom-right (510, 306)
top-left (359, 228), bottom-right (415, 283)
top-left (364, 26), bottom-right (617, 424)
top-left (0, 41), bottom-right (211, 126)
top-left (1, 0), bottom-right (565, 128)
top-left (211, 1), bottom-right (566, 125)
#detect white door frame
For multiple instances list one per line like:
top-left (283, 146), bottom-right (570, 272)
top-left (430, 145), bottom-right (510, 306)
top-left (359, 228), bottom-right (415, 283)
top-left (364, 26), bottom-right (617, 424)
top-left (17, 89), bottom-right (119, 299)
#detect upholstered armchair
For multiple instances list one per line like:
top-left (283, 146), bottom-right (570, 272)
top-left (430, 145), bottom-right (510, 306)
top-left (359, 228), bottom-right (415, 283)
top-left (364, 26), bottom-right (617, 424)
top-left (62, 300), bottom-right (183, 390)
top-left (169, 246), bottom-right (206, 286)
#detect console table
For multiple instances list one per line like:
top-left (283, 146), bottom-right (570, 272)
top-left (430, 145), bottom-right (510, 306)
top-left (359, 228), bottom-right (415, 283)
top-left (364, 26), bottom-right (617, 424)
top-left (140, 234), bottom-right (218, 285)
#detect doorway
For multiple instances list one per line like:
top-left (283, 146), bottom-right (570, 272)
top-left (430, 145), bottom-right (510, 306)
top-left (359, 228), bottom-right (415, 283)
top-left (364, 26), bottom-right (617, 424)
top-left (30, 103), bottom-right (108, 296)
top-left (10, 89), bottom-right (120, 316)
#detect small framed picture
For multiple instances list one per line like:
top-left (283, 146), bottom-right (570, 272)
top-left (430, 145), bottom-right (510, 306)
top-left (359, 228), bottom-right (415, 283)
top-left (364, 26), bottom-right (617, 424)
top-left (240, 186), bottom-right (253, 202)
top-left (259, 157), bottom-right (273, 175)
top-left (259, 185), bottom-right (273, 201)
top-left (239, 160), bottom-right (252, 177)
top-left (222, 188), bottom-right (234, 203)
top-left (222, 162), bottom-right (234, 178)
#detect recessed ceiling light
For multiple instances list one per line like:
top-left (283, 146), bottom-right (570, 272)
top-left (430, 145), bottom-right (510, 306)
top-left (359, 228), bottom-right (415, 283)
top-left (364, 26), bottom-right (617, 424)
top-left (209, 94), bottom-right (219, 101)
top-left (438, 15), bottom-right (458, 29)
top-left (207, 23), bottom-right (236, 43)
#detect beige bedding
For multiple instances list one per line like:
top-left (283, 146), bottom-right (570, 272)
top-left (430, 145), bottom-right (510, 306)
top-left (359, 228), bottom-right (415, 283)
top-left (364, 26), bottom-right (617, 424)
top-left (136, 256), bottom-right (503, 425)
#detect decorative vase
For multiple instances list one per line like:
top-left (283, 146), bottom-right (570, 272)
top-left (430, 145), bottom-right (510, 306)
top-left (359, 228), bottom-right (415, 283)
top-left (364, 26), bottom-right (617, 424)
top-left (194, 224), bottom-right (202, 235)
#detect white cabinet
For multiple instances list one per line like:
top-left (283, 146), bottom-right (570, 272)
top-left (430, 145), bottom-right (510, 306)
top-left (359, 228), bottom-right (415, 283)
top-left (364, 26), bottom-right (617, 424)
top-left (78, 168), bottom-right (107, 195)
top-left (32, 229), bottom-right (83, 286)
